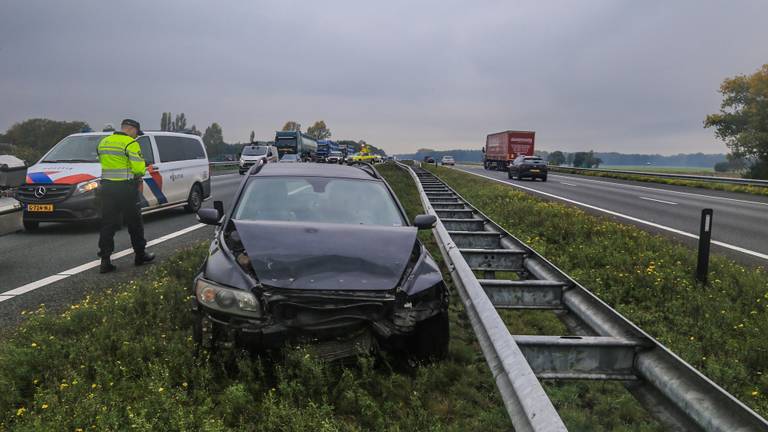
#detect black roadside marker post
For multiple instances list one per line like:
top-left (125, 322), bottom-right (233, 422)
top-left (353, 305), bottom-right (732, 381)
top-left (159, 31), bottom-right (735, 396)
top-left (696, 208), bottom-right (713, 284)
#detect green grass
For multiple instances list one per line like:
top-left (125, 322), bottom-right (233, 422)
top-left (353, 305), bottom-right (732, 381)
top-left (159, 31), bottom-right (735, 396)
top-left (599, 165), bottom-right (717, 174)
top-left (424, 164), bottom-right (768, 417)
top-left (550, 166), bottom-right (768, 196)
top-left (379, 163), bottom-right (664, 431)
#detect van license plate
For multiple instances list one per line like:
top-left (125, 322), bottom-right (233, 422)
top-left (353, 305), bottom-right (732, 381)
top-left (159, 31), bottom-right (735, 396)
top-left (27, 204), bottom-right (53, 212)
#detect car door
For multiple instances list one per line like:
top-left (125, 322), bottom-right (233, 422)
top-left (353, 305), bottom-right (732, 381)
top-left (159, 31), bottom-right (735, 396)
top-left (152, 135), bottom-right (189, 204)
top-left (136, 135), bottom-right (160, 209)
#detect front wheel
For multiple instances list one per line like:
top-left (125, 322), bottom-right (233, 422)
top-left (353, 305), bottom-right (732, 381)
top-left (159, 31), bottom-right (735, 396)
top-left (541, 175), bottom-right (547, 182)
top-left (507, 170), bottom-right (513, 179)
top-left (407, 311), bottom-right (449, 362)
top-left (184, 184), bottom-right (203, 213)
top-left (23, 219), bottom-right (39, 231)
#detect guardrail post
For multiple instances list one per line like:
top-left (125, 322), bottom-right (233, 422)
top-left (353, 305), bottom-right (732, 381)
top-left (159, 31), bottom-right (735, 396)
top-left (696, 209), bottom-right (713, 284)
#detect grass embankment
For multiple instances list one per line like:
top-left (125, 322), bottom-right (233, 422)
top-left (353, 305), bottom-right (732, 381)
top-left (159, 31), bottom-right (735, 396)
top-left (550, 166), bottom-right (768, 197)
top-left (425, 164), bottom-right (768, 417)
top-left (380, 163), bottom-right (667, 431)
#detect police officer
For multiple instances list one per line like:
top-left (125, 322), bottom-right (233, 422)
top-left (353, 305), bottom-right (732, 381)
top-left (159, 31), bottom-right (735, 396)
top-left (97, 119), bottom-right (155, 273)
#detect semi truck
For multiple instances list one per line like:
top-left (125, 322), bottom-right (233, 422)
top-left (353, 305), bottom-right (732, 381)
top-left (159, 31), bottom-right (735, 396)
top-left (316, 140), bottom-right (340, 162)
top-left (274, 131), bottom-right (318, 161)
top-left (482, 130), bottom-right (535, 171)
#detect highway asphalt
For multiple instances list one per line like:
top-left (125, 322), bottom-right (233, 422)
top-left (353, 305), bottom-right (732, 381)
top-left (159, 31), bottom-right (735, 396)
top-left (452, 165), bottom-right (768, 267)
top-left (0, 172), bottom-right (243, 330)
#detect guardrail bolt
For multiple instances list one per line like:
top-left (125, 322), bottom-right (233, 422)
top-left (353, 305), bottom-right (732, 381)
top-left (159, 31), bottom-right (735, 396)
top-left (696, 209), bottom-right (713, 284)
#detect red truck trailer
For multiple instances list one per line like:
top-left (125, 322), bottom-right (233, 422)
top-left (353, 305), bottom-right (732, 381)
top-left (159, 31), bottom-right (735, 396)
top-left (483, 130), bottom-right (535, 170)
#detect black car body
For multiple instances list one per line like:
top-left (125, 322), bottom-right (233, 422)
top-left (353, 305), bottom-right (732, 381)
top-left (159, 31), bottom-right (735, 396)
top-left (193, 163), bottom-right (449, 360)
top-left (508, 155), bottom-right (548, 181)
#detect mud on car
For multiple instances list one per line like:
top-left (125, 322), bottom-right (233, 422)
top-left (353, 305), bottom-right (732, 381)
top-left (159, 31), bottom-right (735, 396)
top-left (192, 163), bottom-right (449, 361)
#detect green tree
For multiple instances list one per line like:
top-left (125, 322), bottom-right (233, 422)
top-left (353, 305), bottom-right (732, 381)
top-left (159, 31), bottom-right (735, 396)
top-left (705, 64), bottom-right (768, 178)
top-left (306, 120), bottom-right (331, 140)
top-left (203, 123), bottom-right (226, 158)
top-left (160, 112), bottom-right (171, 131)
top-left (281, 121), bottom-right (301, 132)
top-left (174, 113), bottom-right (187, 131)
top-left (249, 131), bottom-right (255, 143)
top-left (548, 151), bottom-right (566, 166)
top-left (1, 118), bottom-right (89, 162)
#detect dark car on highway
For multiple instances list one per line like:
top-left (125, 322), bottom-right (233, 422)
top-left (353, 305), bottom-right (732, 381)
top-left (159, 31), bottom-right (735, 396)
top-left (192, 163), bottom-right (449, 361)
top-left (508, 155), bottom-right (548, 181)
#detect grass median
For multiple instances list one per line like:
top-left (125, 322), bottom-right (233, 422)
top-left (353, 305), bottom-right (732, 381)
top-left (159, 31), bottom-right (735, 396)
top-left (425, 164), bottom-right (768, 417)
top-left (550, 166), bottom-right (768, 197)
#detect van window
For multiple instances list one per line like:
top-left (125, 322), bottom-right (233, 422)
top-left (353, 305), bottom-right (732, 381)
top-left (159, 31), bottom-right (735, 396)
top-left (155, 136), bottom-right (206, 162)
top-left (138, 136), bottom-right (154, 165)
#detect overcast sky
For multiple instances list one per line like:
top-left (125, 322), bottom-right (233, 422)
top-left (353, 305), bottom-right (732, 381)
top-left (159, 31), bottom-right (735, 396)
top-left (1, 0), bottom-right (767, 155)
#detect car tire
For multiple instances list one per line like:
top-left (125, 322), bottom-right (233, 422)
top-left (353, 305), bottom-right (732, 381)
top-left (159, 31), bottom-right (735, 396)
top-left (23, 219), bottom-right (39, 231)
top-left (184, 184), bottom-right (203, 213)
top-left (507, 170), bottom-right (513, 179)
top-left (408, 311), bottom-right (449, 362)
top-left (541, 175), bottom-right (547, 182)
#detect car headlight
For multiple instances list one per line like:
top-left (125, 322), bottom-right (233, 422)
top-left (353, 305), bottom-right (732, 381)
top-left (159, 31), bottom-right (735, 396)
top-left (195, 278), bottom-right (262, 317)
top-left (75, 179), bottom-right (100, 194)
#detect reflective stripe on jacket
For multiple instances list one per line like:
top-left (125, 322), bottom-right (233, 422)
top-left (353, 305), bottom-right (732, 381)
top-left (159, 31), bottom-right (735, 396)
top-left (97, 132), bottom-right (146, 181)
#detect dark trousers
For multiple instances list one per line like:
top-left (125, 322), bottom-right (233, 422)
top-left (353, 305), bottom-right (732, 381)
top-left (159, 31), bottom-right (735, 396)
top-left (98, 180), bottom-right (146, 257)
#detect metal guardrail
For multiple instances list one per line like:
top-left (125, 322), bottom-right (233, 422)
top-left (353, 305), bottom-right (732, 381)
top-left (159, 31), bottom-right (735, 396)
top-left (397, 161), bottom-right (768, 431)
top-left (551, 166), bottom-right (768, 186)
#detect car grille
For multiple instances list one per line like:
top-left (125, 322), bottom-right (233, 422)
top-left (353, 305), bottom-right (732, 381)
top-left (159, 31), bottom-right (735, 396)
top-left (16, 184), bottom-right (73, 203)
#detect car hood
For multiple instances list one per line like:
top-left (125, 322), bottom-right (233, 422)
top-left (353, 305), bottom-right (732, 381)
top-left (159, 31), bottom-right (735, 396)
top-left (25, 163), bottom-right (101, 184)
top-left (233, 220), bottom-right (416, 291)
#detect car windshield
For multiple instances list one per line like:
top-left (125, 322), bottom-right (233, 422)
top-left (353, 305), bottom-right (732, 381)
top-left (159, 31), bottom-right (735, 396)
top-left (280, 154), bottom-right (299, 161)
top-left (242, 146), bottom-right (267, 156)
top-left (524, 157), bottom-right (543, 162)
top-left (234, 177), bottom-right (405, 226)
top-left (41, 134), bottom-right (106, 163)
top-left (330, 151), bottom-right (342, 156)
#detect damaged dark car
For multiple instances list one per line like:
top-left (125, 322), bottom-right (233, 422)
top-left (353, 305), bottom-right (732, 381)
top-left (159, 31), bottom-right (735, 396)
top-left (192, 163), bottom-right (449, 361)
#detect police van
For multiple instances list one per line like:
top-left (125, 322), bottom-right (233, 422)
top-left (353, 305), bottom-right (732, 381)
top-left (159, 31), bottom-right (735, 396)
top-left (16, 131), bottom-right (210, 230)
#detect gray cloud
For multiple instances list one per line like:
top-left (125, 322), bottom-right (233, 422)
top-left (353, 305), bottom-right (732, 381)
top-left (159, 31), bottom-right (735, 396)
top-left (1, 0), bottom-right (767, 154)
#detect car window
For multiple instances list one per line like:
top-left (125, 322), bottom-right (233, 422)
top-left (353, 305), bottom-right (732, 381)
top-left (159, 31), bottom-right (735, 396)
top-left (155, 136), bottom-right (206, 162)
top-left (138, 136), bottom-right (154, 165)
top-left (234, 177), bottom-right (405, 227)
top-left (184, 137), bottom-right (206, 159)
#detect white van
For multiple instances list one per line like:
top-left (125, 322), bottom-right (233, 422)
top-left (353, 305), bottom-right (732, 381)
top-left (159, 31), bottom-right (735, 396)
top-left (16, 131), bottom-right (210, 230)
top-left (239, 144), bottom-right (278, 174)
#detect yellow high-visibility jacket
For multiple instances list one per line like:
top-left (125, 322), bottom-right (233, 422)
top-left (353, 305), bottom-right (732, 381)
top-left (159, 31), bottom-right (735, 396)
top-left (97, 132), bottom-right (146, 181)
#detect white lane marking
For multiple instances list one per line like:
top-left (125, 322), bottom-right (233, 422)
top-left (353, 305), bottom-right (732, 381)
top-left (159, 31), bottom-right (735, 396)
top-left (560, 182), bottom-right (577, 186)
top-left (453, 168), bottom-right (768, 261)
top-left (1, 223), bottom-right (208, 301)
top-left (639, 196), bottom-right (678, 205)
top-left (547, 173), bottom-right (768, 207)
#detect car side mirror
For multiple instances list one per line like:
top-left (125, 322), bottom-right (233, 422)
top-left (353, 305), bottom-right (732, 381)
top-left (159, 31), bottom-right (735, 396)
top-left (413, 214), bottom-right (437, 230)
top-left (197, 208), bottom-right (221, 225)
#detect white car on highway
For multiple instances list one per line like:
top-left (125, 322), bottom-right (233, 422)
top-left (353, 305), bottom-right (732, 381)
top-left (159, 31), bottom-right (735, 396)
top-left (16, 131), bottom-right (210, 230)
top-left (239, 144), bottom-right (278, 174)
top-left (441, 156), bottom-right (455, 166)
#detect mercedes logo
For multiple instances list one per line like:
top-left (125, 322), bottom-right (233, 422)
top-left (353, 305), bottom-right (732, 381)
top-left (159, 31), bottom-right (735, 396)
top-left (34, 186), bottom-right (47, 199)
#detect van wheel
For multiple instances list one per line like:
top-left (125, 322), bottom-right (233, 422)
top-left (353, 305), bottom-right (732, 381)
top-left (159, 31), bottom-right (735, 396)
top-left (23, 220), bottom-right (39, 231)
top-left (184, 184), bottom-right (203, 213)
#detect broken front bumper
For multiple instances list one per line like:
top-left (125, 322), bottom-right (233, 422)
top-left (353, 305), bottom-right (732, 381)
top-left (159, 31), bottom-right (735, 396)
top-left (192, 287), bottom-right (445, 354)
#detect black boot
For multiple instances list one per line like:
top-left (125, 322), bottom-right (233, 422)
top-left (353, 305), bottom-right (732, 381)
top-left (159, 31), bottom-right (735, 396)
top-left (100, 257), bottom-right (116, 273)
top-left (134, 251), bottom-right (156, 266)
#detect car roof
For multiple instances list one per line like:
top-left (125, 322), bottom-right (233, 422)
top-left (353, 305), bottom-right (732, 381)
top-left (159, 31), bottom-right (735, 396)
top-left (255, 163), bottom-right (380, 180)
top-left (67, 131), bottom-right (202, 139)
